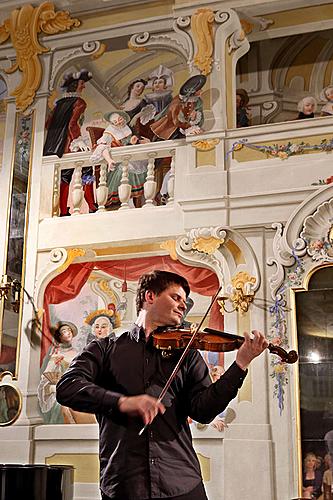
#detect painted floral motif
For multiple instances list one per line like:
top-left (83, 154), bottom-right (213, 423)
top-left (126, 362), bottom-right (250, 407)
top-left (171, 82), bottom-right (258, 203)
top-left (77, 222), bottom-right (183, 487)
top-left (269, 253), bottom-right (305, 414)
top-left (227, 137), bottom-right (333, 160)
top-left (312, 176), bottom-right (333, 186)
top-left (14, 114), bottom-right (33, 174)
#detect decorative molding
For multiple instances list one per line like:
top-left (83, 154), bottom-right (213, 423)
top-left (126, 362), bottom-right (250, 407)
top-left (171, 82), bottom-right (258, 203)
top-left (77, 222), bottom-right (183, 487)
top-left (300, 198), bottom-right (333, 262)
top-left (176, 227), bottom-right (226, 285)
top-left (160, 240), bottom-right (178, 261)
top-left (192, 138), bottom-right (220, 151)
top-left (192, 236), bottom-right (224, 255)
top-left (191, 8), bottom-right (215, 76)
top-left (228, 28), bottom-right (246, 54)
top-left (173, 16), bottom-right (194, 69)
top-left (49, 40), bottom-right (104, 91)
top-left (0, 2), bottom-right (80, 111)
top-left (56, 248), bottom-right (86, 273)
top-left (128, 31), bottom-right (190, 62)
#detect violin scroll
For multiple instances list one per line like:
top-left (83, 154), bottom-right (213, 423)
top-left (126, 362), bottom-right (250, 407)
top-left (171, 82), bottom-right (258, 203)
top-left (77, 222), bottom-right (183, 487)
top-left (267, 343), bottom-right (298, 364)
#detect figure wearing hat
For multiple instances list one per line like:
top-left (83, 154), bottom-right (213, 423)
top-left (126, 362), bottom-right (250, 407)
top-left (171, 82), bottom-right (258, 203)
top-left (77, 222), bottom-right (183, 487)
top-left (150, 74), bottom-right (206, 140)
top-left (145, 65), bottom-right (174, 115)
top-left (37, 321), bottom-right (79, 423)
top-left (90, 111), bottom-right (150, 208)
top-left (85, 306), bottom-right (121, 345)
top-left (43, 69), bottom-right (97, 216)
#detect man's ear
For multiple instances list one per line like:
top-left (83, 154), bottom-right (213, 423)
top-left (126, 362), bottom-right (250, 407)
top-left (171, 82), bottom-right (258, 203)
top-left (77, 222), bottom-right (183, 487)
top-left (145, 290), bottom-right (155, 304)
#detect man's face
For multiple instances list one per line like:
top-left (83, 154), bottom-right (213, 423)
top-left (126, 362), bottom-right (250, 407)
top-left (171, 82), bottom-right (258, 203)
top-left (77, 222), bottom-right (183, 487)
top-left (111, 113), bottom-right (126, 127)
top-left (76, 80), bottom-right (86, 93)
top-left (146, 284), bottom-right (187, 327)
top-left (152, 77), bottom-right (167, 92)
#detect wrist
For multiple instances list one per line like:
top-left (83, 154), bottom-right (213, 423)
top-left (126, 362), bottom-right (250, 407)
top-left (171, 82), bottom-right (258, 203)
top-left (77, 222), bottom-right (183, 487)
top-left (118, 396), bottom-right (127, 410)
top-left (235, 360), bottom-right (249, 372)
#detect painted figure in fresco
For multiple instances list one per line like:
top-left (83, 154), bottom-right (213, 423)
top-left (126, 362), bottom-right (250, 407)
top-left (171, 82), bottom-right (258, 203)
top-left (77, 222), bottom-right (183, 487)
top-left (37, 321), bottom-right (78, 423)
top-left (85, 306), bottom-right (120, 344)
top-left (43, 70), bottom-right (97, 216)
top-left (0, 386), bottom-right (8, 423)
top-left (150, 74), bottom-right (206, 140)
top-left (320, 86), bottom-right (333, 116)
top-left (90, 111), bottom-right (150, 208)
top-left (144, 65), bottom-right (174, 115)
top-left (297, 96), bottom-right (317, 119)
top-left (57, 270), bottom-right (268, 500)
top-left (121, 78), bottom-right (156, 139)
top-left (236, 88), bottom-right (251, 128)
top-left (302, 452), bottom-right (323, 499)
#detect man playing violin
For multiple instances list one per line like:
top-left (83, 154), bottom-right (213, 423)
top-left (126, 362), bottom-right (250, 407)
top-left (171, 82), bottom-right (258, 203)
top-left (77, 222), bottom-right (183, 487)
top-left (56, 270), bottom-right (268, 500)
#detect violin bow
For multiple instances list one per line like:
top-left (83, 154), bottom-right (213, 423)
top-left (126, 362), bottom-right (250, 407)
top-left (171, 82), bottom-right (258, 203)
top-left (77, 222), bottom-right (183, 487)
top-left (139, 286), bottom-right (222, 436)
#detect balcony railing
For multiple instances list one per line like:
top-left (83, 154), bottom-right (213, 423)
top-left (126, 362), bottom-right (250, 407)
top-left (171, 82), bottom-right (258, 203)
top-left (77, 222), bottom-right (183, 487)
top-left (40, 140), bottom-right (181, 218)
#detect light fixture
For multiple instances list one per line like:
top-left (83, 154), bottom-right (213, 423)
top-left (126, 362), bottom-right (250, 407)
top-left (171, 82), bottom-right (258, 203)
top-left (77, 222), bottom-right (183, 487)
top-left (308, 351), bottom-right (321, 363)
top-left (0, 274), bottom-right (21, 312)
top-left (217, 271), bottom-right (256, 314)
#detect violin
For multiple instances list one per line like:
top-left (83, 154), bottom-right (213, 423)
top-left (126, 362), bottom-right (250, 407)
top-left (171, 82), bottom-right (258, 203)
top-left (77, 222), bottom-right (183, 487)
top-left (138, 286), bottom-right (298, 436)
top-left (153, 327), bottom-right (298, 364)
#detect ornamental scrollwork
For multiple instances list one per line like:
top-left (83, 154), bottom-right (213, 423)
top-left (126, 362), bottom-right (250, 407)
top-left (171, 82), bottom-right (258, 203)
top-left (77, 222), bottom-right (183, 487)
top-left (0, 2), bottom-right (80, 111)
top-left (191, 8), bottom-right (215, 76)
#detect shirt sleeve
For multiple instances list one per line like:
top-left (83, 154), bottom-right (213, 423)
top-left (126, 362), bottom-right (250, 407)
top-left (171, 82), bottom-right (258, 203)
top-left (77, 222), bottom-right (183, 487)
top-left (184, 350), bottom-right (247, 423)
top-left (56, 338), bottom-right (123, 419)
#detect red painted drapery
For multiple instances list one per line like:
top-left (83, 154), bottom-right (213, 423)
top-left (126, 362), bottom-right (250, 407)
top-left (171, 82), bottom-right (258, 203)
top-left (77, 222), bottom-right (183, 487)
top-left (41, 255), bottom-right (223, 364)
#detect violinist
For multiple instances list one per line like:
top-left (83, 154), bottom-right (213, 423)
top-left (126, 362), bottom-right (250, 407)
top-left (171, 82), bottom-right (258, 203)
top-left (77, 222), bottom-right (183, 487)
top-left (56, 270), bottom-right (269, 500)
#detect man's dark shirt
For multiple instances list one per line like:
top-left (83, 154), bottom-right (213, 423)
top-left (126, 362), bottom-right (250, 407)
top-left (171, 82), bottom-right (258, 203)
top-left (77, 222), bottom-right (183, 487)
top-left (56, 325), bottom-right (247, 499)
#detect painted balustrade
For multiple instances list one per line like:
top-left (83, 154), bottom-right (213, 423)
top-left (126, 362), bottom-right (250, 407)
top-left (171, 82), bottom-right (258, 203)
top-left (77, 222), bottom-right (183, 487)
top-left (41, 140), bottom-right (183, 218)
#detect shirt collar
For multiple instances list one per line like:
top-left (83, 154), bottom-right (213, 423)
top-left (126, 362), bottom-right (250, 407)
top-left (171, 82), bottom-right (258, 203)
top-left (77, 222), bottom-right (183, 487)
top-left (130, 323), bottom-right (145, 342)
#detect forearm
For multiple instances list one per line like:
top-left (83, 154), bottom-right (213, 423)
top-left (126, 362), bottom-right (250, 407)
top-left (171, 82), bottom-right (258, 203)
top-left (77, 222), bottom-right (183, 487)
top-left (56, 341), bottom-right (122, 418)
top-left (188, 361), bottom-right (247, 423)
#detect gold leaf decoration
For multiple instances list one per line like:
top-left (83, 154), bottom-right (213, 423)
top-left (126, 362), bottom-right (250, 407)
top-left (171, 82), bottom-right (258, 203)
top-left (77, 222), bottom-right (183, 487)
top-left (192, 236), bottom-right (223, 255)
top-left (57, 248), bottom-right (85, 274)
top-left (160, 240), bottom-right (178, 261)
top-left (191, 8), bottom-right (215, 76)
top-left (128, 41), bottom-right (148, 52)
top-left (0, 2), bottom-right (80, 111)
top-left (91, 42), bottom-right (106, 60)
top-left (192, 138), bottom-right (220, 151)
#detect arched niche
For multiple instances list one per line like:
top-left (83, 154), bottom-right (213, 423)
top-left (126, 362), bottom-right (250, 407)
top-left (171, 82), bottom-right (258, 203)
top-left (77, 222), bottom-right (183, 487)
top-left (268, 184), bottom-right (333, 497)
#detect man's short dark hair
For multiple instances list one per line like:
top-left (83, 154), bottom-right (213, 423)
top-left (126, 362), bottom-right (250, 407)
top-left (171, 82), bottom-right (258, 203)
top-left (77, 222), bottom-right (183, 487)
top-left (136, 270), bottom-right (190, 314)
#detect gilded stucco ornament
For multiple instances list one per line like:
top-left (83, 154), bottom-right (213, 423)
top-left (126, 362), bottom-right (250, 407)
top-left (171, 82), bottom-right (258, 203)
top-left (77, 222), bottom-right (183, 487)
top-left (57, 248), bottom-right (86, 274)
top-left (189, 227), bottom-right (226, 256)
top-left (160, 240), bottom-right (178, 261)
top-left (0, 2), bottom-right (80, 111)
top-left (191, 8), bottom-right (215, 76)
top-left (192, 138), bottom-right (220, 151)
top-left (176, 227), bottom-right (226, 283)
top-left (192, 236), bottom-right (223, 255)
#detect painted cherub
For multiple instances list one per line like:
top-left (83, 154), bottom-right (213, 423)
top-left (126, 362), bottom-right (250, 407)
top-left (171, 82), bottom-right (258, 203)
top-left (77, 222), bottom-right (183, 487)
top-left (320, 86), bottom-right (333, 116)
top-left (297, 96), bottom-right (317, 119)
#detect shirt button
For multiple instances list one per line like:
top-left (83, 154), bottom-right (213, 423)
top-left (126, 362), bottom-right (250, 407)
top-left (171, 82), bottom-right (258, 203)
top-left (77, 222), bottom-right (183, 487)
top-left (145, 358), bottom-right (149, 365)
top-left (150, 459), bottom-right (155, 465)
top-left (149, 431), bottom-right (153, 439)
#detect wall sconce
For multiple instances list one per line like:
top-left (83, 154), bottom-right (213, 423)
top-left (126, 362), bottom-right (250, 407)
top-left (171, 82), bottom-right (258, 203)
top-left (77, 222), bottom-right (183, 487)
top-left (217, 272), bottom-right (256, 314)
top-left (0, 274), bottom-right (21, 313)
